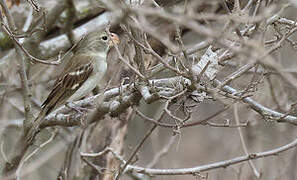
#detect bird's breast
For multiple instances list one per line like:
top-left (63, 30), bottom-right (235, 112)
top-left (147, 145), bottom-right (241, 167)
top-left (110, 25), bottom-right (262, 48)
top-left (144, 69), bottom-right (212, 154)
top-left (90, 52), bottom-right (107, 74)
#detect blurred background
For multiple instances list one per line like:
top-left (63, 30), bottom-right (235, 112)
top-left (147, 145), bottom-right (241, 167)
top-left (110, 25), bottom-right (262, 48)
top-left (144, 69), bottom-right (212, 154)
top-left (1, 0), bottom-right (297, 180)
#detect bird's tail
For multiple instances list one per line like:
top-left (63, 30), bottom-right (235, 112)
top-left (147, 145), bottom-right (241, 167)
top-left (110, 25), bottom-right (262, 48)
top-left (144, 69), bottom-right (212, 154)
top-left (25, 109), bottom-right (47, 144)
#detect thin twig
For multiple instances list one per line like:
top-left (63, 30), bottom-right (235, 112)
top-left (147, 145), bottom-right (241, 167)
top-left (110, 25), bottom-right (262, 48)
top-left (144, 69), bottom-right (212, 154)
top-left (147, 135), bottom-right (177, 168)
top-left (26, 0), bottom-right (40, 11)
top-left (1, 23), bottom-right (67, 65)
top-left (115, 110), bottom-right (165, 180)
top-left (106, 29), bottom-right (146, 79)
top-left (234, 104), bottom-right (261, 178)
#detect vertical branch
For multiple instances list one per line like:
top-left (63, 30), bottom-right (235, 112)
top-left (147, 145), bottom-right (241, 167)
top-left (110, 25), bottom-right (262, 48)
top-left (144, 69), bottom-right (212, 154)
top-left (0, 0), bottom-right (34, 176)
top-left (57, 131), bottom-right (84, 180)
top-left (101, 109), bottom-right (131, 180)
top-left (0, 0), bottom-right (34, 125)
top-left (76, 108), bottom-right (131, 179)
top-left (131, 28), bottom-right (146, 78)
top-left (65, 0), bottom-right (76, 45)
top-left (114, 111), bottom-right (162, 180)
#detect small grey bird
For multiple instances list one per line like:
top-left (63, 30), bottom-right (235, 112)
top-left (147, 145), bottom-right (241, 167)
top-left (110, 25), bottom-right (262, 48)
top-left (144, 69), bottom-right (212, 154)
top-left (26, 30), bottom-right (120, 143)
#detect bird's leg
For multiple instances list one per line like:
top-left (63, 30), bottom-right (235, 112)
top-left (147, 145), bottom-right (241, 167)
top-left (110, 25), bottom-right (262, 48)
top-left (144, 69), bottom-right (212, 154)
top-left (65, 102), bottom-right (90, 115)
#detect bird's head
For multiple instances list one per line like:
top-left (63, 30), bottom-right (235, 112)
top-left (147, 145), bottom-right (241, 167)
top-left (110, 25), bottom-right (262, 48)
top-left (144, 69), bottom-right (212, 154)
top-left (77, 31), bottom-right (120, 54)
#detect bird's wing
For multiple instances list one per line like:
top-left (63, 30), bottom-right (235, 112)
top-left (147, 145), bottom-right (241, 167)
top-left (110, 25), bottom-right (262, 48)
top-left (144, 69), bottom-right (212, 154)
top-left (42, 54), bottom-right (94, 115)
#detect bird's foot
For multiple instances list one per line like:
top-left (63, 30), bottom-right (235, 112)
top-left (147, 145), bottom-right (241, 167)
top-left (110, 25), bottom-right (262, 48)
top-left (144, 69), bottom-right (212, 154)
top-left (65, 102), bottom-right (90, 115)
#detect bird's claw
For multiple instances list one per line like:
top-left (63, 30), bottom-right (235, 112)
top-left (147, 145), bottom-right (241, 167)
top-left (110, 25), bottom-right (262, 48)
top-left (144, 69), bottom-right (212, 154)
top-left (66, 102), bottom-right (90, 115)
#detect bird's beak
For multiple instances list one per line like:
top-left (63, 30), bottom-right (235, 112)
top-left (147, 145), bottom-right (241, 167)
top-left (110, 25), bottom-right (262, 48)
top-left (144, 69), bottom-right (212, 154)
top-left (108, 33), bottom-right (120, 47)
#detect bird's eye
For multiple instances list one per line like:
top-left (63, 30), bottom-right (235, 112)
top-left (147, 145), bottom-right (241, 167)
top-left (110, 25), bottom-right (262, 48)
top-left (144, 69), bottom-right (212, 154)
top-left (101, 35), bottom-right (108, 41)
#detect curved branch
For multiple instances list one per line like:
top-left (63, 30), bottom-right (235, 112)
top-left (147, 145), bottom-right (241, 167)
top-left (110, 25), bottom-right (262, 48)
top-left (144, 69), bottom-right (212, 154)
top-left (125, 137), bottom-right (297, 175)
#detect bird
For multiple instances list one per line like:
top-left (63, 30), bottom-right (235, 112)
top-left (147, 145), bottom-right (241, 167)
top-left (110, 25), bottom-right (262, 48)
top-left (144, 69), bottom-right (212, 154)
top-left (25, 30), bottom-right (120, 143)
